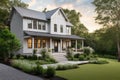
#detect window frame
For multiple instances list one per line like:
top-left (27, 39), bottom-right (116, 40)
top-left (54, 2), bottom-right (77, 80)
top-left (54, 24), bottom-right (57, 32)
top-left (33, 20), bottom-right (37, 29)
top-left (27, 38), bottom-right (32, 48)
top-left (28, 20), bottom-right (32, 29)
top-left (60, 25), bottom-right (63, 33)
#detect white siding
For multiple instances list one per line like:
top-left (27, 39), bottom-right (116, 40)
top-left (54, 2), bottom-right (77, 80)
top-left (23, 19), bottom-right (49, 33)
top-left (50, 10), bottom-right (71, 35)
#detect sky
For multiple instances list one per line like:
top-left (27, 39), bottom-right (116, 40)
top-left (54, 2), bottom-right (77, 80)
top-left (21, 0), bottom-right (102, 32)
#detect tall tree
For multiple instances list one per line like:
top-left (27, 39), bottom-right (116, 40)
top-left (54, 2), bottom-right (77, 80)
top-left (0, 0), bottom-right (28, 25)
top-left (93, 0), bottom-right (120, 61)
top-left (63, 9), bottom-right (88, 37)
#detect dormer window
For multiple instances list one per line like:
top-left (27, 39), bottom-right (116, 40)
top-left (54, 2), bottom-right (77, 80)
top-left (28, 20), bottom-right (32, 29)
top-left (54, 24), bottom-right (57, 32)
top-left (33, 20), bottom-right (37, 29)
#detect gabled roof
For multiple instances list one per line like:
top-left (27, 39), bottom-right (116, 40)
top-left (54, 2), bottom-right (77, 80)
top-left (45, 8), bottom-right (59, 19)
top-left (45, 7), bottom-right (69, 21)
top-left (14, 7), bottom-right (46, 21)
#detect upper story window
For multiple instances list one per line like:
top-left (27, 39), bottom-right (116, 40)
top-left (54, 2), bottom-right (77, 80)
top-left (38, 22), bottom-right (41, 30)
top-left (67, 27), bottom-right (69, 34)
top-left (33, 20), bottom-right (37, 29)
top-left (54, 24), bottom-right (57, 32)
top-left (60, 25), bottom-right (63, 33)
top-left (28, 20), bottom-right (32, 29)
top-left (42, 23), bottom-right (46, 30)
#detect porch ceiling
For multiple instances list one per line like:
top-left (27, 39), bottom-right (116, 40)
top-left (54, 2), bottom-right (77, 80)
top-left (24, 31), bottom-right (84, 40)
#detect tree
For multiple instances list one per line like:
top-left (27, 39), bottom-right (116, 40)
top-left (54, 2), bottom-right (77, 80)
top-left (93, 0), bottom-right (120, 61)
top-left (0, 26), bottom-right (21, 60)
top-left (63, 9), bottom-right (88, 36)
top-left (0, 0), bottom-right (28, 25)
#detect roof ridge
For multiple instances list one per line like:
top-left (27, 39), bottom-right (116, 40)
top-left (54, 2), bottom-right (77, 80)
top-left (14, 6), bottom-right (43, 13)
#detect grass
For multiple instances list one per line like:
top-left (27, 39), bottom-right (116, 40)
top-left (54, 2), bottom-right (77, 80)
top-left (56, 58), bottom-right (120, 80)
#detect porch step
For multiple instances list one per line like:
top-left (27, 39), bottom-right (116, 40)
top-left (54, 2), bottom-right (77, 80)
top-left (52, 53), bottom-right (68, 62)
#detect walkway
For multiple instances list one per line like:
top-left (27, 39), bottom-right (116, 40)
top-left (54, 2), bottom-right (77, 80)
top-left (42, 61), bottom-right (89, 68)
top-left (0, 63), bottom-right (43, 80)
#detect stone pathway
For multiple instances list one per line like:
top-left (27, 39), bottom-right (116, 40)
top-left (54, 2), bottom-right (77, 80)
top-left (42, 61), bottom-right (89, 69)
top-left (0, 63), bottom-right (43, 80)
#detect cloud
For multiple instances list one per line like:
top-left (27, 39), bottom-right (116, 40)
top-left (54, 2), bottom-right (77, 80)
top-left (28, 0), bottom-right (36, 7)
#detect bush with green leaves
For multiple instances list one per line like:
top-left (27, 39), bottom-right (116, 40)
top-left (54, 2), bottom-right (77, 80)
top-left (56, 64), bottom-right (79, 70)
top-left (79, 54), bottom-right (85, 61)
top-left (66, 48), bottom-right (74, 60)
top-left (83, 47), bottom-right (94, 55)
top-left (90, 60), bottom-right (109, 64)
top-left (46, 66), bottom-right (55, 78)
top-left (0, 28), bottom-right (21, 60)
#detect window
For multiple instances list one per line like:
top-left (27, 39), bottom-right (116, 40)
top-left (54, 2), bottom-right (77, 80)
top-left (60, 25), bottom-right (63, 33)
top-left (38, 22), bottom-right (41, 30)
top-left (42, 40), bottom-right (46, 48)
top-left (34, 38), bottom-right (37, 48)
top-left (67, 27), bottom-right (69, 34)
top-left (28, 20), bottom-right (32, 29)
top-left (42, 23), bottom-right (46, 30)
top-left (54, 24), bottom-right (57, 32)
top-left (33, 20), bottom-right (37, 29)
top-left (27, 38), bottom-right (32, 48)
top-left (37, 39), bottom-right (41, 48)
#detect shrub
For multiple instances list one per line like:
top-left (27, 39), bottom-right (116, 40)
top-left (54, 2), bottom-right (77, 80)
top-left (56, 64), bottom-right (79, 70)
top-left (74, 53), bottom-right (80, 58)
top-left (33, 49), bottom-right (37, 55)
top-left (66, 48), bottom-right (74, 60)
top-left (90, 60), bottom-right (109, 64)
top-left (46, 67), bottom-right (55, 78)
top-left (79, 54), bottom-right (85, 61)
top-left (41, 48), bottom-right (50, 59)
top-left (83, 47), bottom-right (94, 55)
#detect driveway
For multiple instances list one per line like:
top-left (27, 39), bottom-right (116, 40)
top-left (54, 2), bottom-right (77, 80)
top-left (0, 63), bottom-right (43, 80)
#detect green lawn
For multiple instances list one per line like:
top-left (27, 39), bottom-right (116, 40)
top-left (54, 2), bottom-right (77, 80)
top-left (56, 59), bottom-right (120, 80)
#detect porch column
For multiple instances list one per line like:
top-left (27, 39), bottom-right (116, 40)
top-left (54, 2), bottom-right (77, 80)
top-left (82, 39), bottom-right (84, 48)
top-left (75, 40), bottom-right (77, 52)
top-left (60, 39), bottom-right (62, 52)
top-left (32, 37), bottom-right (34, 54)
top-left (50, 38), bottom-right (52, 52)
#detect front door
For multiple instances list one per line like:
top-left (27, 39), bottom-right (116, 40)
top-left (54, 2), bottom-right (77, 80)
top-left (54, 40), bottom-right (58, 52)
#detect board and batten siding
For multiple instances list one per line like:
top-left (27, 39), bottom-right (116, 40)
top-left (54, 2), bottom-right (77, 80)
top-left (10, 10), bottom-right (23, 54)
top-left (50, 10), bottom-right (71, 35)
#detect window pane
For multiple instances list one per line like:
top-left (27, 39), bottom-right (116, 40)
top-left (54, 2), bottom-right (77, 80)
top-left (27, 38), bottom-right (32, 48)
top-left (28, 20), bottom-right (32, 29)
top-left (38, 22), bottom-right (41, 30)
top-left (33, 20), bottom-right (37, 29)
top-left (43, 23), bottom-right (46, 30)
top-left (37, 39), bottom-right (41, 48)
top-left (54, 24), bottom-right (57, 32)
top-left (42, 40), bottom-right (46, 48)
top-left (34, 38), bottom-right (37, 48)
top-left (60, 25), bottom-right (63, 33)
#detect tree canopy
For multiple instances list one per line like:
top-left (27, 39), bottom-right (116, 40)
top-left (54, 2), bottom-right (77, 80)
top-left (0, 0), bottom-right (28, 25)
top-left (93, 0), bottom-right (120, 60)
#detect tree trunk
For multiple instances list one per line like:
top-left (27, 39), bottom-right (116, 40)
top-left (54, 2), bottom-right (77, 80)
top-left (117, 41), bottom-right (120, 62)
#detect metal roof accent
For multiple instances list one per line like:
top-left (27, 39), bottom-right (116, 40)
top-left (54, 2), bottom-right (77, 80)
top-left (24, 31), bottom-right (84, 40)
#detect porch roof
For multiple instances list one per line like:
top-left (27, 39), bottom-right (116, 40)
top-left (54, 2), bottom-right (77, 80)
top-left (24, 31), bottom-right (84, 40)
